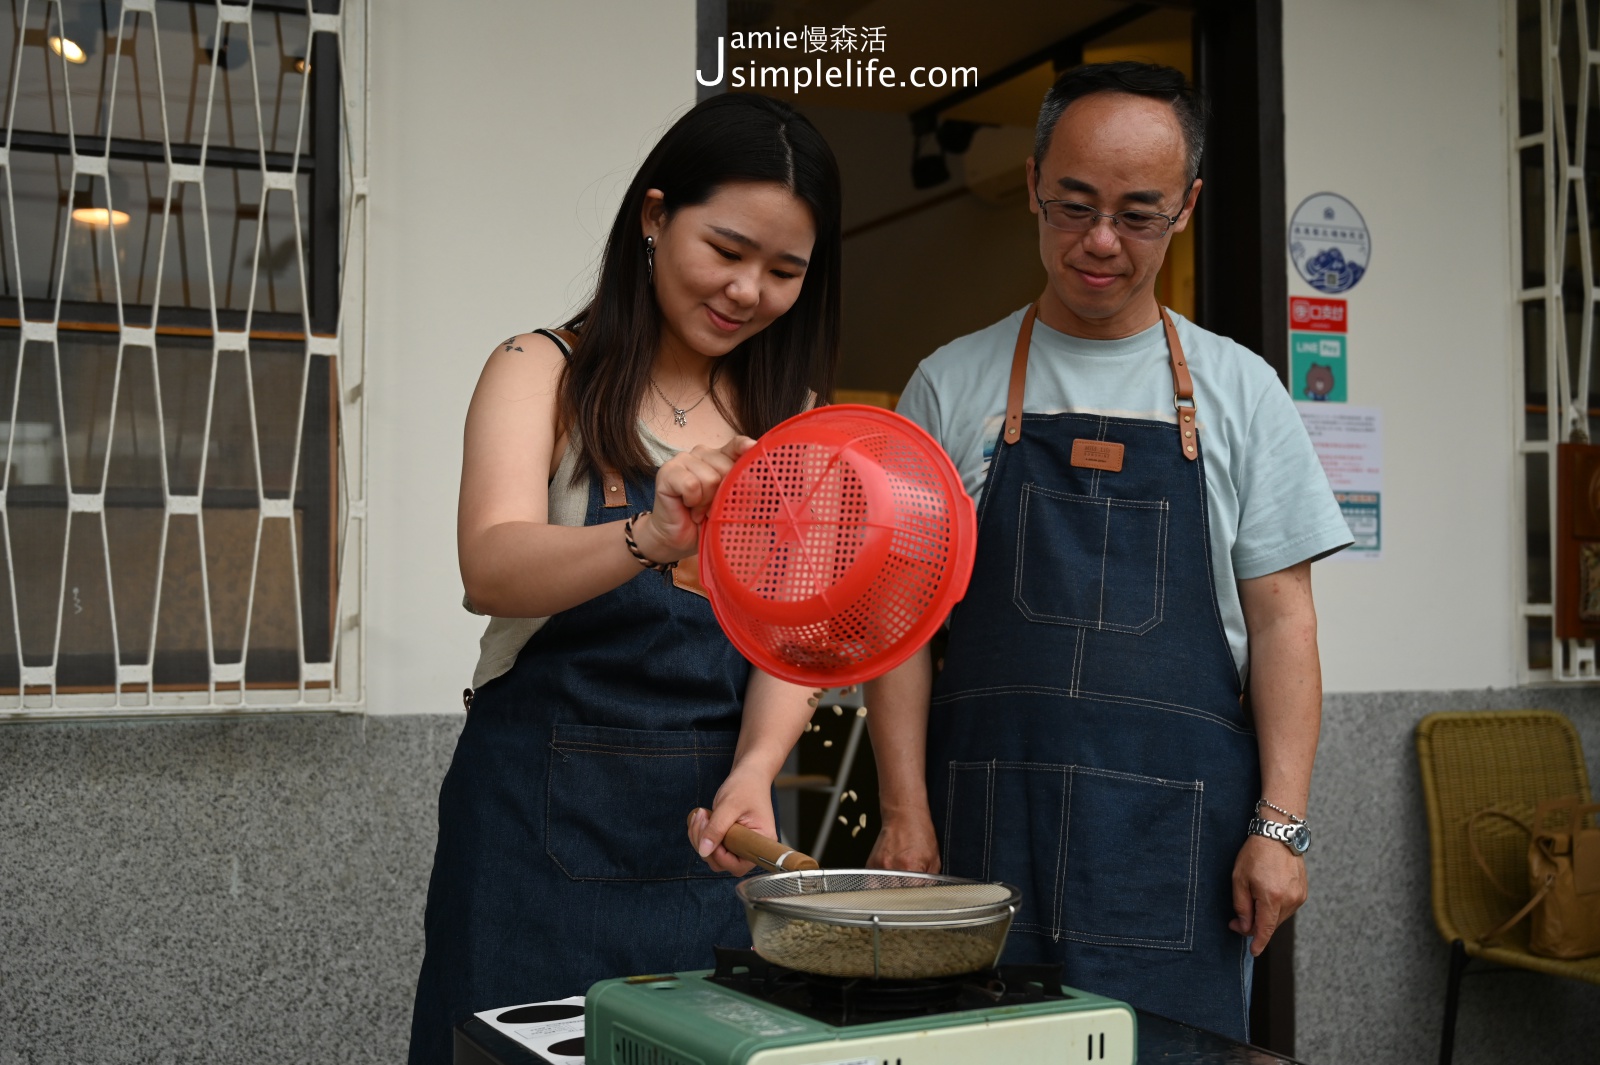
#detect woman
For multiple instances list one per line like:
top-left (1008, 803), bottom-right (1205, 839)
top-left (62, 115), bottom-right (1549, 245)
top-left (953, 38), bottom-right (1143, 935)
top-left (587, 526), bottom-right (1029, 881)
top-left (407, 94), bottom-right (842, 1064)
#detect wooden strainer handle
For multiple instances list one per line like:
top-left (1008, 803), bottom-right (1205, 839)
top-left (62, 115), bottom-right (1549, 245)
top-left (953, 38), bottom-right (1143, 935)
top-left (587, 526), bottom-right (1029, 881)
top-left (686, 808), bottom-right (821, 872)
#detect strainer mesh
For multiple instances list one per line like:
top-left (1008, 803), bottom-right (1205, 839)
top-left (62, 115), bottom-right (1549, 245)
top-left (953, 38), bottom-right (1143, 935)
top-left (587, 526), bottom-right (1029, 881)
top-left (714, 440), bottom-right (873, 603)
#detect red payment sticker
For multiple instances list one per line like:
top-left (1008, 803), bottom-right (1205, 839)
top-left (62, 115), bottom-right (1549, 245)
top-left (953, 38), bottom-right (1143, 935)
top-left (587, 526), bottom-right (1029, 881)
top-left (1289, 296), bottom-right (1347, 333)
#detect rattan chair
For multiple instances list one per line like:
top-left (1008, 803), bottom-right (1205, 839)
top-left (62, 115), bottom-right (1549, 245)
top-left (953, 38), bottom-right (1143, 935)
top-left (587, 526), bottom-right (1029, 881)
top-left (1415, 710), bottom-right (1600, 1065)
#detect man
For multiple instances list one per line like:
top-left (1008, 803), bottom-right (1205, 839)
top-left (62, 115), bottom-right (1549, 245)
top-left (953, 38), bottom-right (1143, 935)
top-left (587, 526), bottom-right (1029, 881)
top-left (865, 62), bottom-right (1350, 1041)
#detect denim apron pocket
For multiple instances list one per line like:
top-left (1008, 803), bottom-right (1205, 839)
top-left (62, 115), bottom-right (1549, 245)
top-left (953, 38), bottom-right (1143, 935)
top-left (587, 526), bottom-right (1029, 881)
top-left (545, 723), bottom-right (739, 881)
top-left (1013, 484), bottom-right (1169, 634)
top-left (942, 761), bottom-right (1067, 937)
top-left (1055, 766), bottom-right (1200, 950)
top-left (943, 761), bottom-right (1200, 948)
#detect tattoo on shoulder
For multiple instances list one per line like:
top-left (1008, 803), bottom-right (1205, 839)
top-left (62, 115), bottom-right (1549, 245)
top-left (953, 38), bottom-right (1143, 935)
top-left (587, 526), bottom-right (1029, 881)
top-left (500, 336), bottom-right (524, 352)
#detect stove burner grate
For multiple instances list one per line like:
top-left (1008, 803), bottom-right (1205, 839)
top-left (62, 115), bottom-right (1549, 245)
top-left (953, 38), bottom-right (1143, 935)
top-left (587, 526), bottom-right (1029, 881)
top-left (799, 971), bottom-right (970, 1014)
top-left (708, 946), bottom-right (1076, 1027)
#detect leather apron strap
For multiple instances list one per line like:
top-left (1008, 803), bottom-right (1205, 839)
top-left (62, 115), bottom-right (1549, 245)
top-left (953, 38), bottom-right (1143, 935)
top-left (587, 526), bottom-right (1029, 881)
top-left (599, 468), bottom-right (630, 508)
top-left (1164, 308), bottom-right (1198, 461)
top-left (1002, 304), bottom-right (1200, 461)
top-left (1001, 304), bottom-right (1037, 447)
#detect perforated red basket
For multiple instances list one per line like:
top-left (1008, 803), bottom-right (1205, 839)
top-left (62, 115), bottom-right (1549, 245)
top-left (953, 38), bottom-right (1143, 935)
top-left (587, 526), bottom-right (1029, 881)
top-left (700, 405), bottom-right (976, 687)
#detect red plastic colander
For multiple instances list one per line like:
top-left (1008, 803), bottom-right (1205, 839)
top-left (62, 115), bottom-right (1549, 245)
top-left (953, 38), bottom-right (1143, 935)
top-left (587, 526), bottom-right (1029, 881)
top-left (699, 404), bottom-right (977, 687)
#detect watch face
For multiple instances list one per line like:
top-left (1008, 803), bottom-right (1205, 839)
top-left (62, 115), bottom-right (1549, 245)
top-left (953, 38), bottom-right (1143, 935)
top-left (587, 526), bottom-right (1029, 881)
top-left (1290, 826), bottom-right (1311, 855)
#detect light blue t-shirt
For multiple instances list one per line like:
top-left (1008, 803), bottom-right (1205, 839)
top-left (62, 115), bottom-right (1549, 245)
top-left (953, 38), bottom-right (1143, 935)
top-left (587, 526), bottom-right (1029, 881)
top-left (897, 306), bottom-right (1351, 680)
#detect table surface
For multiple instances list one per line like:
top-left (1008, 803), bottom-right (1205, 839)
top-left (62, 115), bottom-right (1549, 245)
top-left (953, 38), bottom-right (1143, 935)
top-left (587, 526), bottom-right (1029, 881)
top-left (454, 1009), bottom-right (1312, 1065)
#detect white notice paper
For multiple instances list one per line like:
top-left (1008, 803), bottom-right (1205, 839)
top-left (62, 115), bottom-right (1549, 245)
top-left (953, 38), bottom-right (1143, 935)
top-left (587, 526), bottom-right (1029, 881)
top-left (1296, 403), bottom-right (1382, 560)
top-left (474, 996), bottom-right (586, 1063)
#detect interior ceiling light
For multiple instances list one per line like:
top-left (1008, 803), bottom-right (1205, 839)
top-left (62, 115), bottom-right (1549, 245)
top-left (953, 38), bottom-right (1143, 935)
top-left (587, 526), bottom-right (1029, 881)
top-left (69, 186), bottom-right (130, 227)
top-left (71, 206), bottom-right (130, 227)
top-left (49, 35), bottom-right (88, 64)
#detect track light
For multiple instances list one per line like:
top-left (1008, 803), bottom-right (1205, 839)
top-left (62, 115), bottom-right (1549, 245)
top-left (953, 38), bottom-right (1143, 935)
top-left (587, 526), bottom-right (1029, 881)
top-left (912, 153), bottom-right (951, 190)
top-left (909, 119), bottom-right (993, 190)
top-left (911, 121), bottom-right (949, 190)
top-left (935, 120), bottom-right (982, 155)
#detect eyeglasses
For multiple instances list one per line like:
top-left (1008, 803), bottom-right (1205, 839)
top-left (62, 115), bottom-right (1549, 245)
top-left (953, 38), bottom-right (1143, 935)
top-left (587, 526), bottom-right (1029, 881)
top-left (1035, 184), bottom-right (1193, 241)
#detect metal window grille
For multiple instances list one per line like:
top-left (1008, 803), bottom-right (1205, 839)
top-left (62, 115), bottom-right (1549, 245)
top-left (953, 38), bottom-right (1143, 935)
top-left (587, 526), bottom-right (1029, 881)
top-left (0, 0), bottom-right (367, 716)
top-left (1510, 0), bottom-right (1600, 681)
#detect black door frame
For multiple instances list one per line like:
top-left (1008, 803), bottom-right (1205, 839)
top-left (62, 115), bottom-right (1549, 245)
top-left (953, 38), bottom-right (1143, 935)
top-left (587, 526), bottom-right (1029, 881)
top-left (1195, 0), bottom-right (1289, 380)
top-left (1194, 8), bottom-right (1295, 1055)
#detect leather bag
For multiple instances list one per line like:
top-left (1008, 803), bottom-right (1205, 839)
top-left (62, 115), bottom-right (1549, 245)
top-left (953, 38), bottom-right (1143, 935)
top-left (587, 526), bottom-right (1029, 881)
top-left (1469, 796), bottom-right (1600, 959)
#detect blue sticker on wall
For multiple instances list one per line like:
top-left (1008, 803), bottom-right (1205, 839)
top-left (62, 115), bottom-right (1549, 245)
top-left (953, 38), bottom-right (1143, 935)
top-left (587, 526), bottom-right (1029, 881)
top-left (1289, 193), bottom-right (1370, 294)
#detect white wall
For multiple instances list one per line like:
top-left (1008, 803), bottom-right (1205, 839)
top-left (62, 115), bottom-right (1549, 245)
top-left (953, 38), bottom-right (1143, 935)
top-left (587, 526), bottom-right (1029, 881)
top-left (1284, 0), bottom-right (1517, 693)
top-left (363, 0), bottom-right (697, 714)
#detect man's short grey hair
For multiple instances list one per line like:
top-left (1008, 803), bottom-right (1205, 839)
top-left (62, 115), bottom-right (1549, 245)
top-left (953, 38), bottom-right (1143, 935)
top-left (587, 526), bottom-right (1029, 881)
top-left (1033, 61), bottom-right (1208, 187)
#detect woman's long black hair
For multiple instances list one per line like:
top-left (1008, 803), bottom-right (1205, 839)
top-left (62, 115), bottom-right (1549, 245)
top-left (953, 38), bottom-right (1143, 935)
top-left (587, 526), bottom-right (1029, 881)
top-left (560, 93), bottom-right (842, 483)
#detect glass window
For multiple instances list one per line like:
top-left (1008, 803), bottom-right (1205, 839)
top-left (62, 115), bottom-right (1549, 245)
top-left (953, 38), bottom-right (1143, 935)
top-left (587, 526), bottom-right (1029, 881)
top-left (1, 0), bottom-right (359, 709)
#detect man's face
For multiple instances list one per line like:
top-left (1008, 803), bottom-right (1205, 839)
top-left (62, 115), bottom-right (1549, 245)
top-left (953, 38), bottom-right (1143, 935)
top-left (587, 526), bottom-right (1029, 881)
top-left (1026, 92), bottom-right (1199, 337)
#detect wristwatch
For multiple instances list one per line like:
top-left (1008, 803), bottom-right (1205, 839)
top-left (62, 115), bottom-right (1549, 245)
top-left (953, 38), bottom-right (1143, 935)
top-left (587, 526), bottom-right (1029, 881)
top-left (1248, 817), bottom-right (1311, 855)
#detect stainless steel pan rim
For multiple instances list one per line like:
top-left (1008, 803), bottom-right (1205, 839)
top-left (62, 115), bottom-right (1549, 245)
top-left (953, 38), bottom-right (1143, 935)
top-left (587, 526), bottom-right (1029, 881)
top-left (747, 908), bottom-right (1015, 931)
top-left (741, 869), bottom-right (985, 890)
top-left (733, 868), bottom-right (1023, 979)
top-left (737, 869), bottom-right (1020, 918)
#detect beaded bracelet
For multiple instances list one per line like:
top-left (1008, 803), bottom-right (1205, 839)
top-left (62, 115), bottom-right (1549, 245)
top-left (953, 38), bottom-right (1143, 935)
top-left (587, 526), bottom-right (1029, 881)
top-left (1256, 798), bottom-right (1307, 826)
top-left (623, 511), bottom-right (677, 573)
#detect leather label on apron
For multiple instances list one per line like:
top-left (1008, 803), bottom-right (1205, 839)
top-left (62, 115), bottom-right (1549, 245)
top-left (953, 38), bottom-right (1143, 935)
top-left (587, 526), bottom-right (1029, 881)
top-left (1071, 439), bottom-right (1125, 473)
top-left (672, 553), bottom-right (709, 599)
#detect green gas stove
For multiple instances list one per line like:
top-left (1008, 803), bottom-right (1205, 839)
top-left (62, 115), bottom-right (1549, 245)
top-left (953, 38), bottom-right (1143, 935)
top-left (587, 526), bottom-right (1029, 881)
top-left (581, 949), bottom-right (1135, 1065)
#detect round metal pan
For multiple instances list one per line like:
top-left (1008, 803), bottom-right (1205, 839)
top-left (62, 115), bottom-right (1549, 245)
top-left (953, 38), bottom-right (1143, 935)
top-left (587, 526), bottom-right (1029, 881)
top-left (691, 814), bottom-right (1020, 980)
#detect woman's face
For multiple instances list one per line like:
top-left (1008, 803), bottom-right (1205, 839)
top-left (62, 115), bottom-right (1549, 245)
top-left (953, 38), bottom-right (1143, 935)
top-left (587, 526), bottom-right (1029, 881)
top-left (642, 180), bottom-right (817, 360)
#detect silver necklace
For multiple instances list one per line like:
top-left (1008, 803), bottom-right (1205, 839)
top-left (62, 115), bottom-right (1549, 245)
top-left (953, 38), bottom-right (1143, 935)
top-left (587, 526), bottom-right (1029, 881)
top-left (649, 376), bottom-right (710, 427)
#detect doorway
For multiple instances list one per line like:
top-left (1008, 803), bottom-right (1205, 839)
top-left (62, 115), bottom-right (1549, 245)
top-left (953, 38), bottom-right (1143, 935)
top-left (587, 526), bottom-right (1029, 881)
top-left (714, 2), bottom-right (1198, 406)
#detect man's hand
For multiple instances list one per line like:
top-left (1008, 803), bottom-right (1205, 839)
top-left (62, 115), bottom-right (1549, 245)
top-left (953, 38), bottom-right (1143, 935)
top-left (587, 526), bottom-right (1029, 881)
top-left (866, 809), bottom-right (941, 873)
top-left (1228, 834), bottom-right (1308, 956)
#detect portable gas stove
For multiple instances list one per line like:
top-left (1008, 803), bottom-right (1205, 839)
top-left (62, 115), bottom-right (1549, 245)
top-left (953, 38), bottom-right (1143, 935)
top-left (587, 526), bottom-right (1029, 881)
top-left (579, 947), bottom-right (1134, 1065)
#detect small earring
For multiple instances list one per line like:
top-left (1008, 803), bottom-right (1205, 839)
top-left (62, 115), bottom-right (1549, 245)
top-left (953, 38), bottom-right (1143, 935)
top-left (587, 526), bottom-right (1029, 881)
top-left (644, 235), bottom-right (655, 284)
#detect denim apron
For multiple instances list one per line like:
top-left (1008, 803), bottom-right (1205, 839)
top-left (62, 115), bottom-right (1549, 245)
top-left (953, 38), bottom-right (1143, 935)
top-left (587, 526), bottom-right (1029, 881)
top-left (927, 305), bottom-right (1259, 1041)
top-left (407, 470), bottom-right (751, 1065)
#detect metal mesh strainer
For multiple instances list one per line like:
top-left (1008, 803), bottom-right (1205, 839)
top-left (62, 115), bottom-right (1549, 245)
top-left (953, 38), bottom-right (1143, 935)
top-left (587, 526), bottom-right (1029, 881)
top-left (735, 870), bottom-right (1020, 980)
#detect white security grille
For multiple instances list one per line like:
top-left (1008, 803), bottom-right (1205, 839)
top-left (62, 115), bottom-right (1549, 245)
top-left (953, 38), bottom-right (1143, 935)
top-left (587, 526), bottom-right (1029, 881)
top-left (1511, 0), bottom-right (1600, 681)
top-left (0, 0), bottom-right (367, 716)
